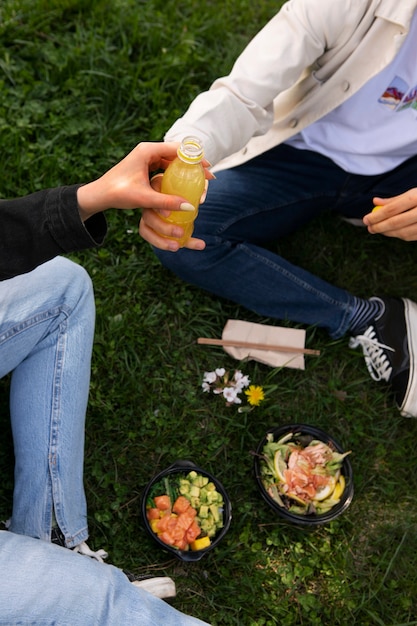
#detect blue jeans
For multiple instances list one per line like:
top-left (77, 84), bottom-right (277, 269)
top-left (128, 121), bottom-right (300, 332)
top-left (0, 531), bottom-right (210, 625)
top-left (154, 144), bottom-right (417, 338)
top-left (0, 257), bottom-right (94, 546)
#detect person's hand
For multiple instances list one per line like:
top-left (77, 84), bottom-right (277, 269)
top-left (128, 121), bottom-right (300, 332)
top-left (363, 189), bottom-right (417, 241)
top-left (138, 173), bottom-right (210, 251)
top-left (76, 142), bottom-right (211, 250)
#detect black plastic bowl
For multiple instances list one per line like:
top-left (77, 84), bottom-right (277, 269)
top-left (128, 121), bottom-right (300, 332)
top-left (254, 424), bottom-right (353, 527)
top-left (141, 460), bottom-right (232, 562)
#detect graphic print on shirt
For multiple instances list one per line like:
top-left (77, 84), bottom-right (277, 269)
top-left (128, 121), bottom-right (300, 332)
top-left (379, 76), bottom-right (417, 112)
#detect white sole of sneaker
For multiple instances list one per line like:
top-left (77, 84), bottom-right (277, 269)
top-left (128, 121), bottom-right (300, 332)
top-left (400, 298), bottom-right (417, 417)
top-left (131, 576), bottom-right (176, 600)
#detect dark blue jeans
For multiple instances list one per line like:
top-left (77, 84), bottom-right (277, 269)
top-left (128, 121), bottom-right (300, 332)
top-left (154, 144), bottom-right (417, 338)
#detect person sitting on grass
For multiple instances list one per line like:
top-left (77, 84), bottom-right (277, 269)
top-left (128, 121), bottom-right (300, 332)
top-left (139, 0), bottom-right (417, 419)
top-left (0, 140), bottom-right (212, 625)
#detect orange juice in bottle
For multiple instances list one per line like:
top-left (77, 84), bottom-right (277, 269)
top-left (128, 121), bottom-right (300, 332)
top-left (161, 136), bottom-right (205, 247)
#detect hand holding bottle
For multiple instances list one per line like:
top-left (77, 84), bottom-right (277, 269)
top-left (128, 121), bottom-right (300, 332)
top-left (139, 138), bottom-right (213, 251)
top-left (160, 136), bottom-right (206, 247)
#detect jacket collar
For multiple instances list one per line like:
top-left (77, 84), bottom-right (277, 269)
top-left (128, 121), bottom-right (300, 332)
top-left (375, 0), bottom-right (417, 28)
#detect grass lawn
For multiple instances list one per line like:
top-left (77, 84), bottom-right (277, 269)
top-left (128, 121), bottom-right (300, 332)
top-left (1, 1), bottom-right (417, 624)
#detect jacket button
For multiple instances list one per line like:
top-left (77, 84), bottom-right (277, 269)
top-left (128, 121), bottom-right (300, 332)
top-left (289, 118), bottom-right (298, 128)
top-left (342, 80), bottom-right (350, 91)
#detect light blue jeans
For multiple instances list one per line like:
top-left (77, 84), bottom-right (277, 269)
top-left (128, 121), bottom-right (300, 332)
top-left (0, 256), bottom-right (93, 546)
top-left (154, 145), bottom-right (417, 338)
top-left (0, 531), bottom-right (210, 625)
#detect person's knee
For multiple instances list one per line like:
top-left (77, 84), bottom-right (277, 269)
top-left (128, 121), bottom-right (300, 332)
top-left (54, 257), bottom-right (94, 301)
top-left (38, 257), bottom-right (96, 324)
top-left (153, 247), bottom-right (206, 285)
top-left (57, 257), bottom-right (92, 289)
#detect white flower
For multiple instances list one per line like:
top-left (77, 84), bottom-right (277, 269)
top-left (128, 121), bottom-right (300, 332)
top-left (203, 371), bottom-right (217, 384)
top-left (223, 386), bottom-right (238, 403)
top-left (201, 366), bottom-right (256, 408)
top-left (234, 371), bottom-right (250, 388)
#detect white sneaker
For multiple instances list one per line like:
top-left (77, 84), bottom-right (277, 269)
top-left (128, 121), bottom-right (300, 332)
top-left (72, 541), bottom-right (108, 563)
top-left (130, 575), bottom-right (176, 600)
top-left (51, 526), bottom-right (109, 563)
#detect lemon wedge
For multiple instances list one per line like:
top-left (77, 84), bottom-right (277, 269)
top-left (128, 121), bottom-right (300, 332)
top-left (287, 492), bottom-right (308, 506)
top-left (274, 450), bottom-right (287, 482)
top-left (314, 475), bottom-right (337, 501)
top-left (332, 474), bottom-right (345, 500)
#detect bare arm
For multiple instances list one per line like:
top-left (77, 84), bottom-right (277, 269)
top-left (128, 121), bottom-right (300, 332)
top-left (77, 141), bottom-right (206, 219)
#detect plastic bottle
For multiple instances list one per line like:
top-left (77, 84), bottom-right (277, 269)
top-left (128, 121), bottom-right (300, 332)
top-left (160, 136), bottom-right (205, 247)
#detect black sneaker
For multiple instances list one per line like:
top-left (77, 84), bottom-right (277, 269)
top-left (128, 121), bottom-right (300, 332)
top-left (349, 296), bottom-right (417, 417)
top-left (51, 526), bottom-right (66, 547)
top-left (124, 571), bottom-right (176, 600)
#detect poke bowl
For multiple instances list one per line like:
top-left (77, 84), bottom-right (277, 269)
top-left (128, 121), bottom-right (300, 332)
top-left (141, 460), bottom-right (232, 561)
top-left (254, 424), bottom-right (353, 527)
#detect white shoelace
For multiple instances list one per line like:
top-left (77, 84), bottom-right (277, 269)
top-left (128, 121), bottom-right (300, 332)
top-left (349, 325), bottom-right (395, 382)
top-left (72, 541), bottom-right (108, 563)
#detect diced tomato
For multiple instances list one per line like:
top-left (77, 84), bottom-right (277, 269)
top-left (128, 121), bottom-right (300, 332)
top-left (173, 496), bottom-right (191, 515)
top-left (154, 495), bottom-right (171, 511)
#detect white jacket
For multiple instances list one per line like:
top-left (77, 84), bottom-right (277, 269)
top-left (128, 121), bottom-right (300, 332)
top-left (165, 0), bottom-right (417, 172)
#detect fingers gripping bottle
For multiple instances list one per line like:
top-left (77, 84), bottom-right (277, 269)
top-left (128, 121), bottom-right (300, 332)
top-left (161, 136), bottom-right (205, 247)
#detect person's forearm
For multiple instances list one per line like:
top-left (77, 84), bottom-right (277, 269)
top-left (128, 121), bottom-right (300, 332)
top-left (0, 141), bottom-right (205, 280)
top-left (76, 179), bottom-right (111, 221)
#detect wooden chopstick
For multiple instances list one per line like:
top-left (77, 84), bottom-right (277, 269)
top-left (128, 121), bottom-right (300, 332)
top-left (197, 337), bottom-right (320, 356)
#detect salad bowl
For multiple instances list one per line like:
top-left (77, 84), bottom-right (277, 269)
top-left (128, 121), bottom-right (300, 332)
top-left (254, 424), bottom-right (354, 527)
top-left (141, 460), bottom-right (232, 561)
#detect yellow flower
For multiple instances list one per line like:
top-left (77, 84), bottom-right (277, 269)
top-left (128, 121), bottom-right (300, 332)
top-left (244, 385), bottom-right (265, 406)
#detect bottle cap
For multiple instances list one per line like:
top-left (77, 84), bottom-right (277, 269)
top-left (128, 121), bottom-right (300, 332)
top-left (178, 136), bottom-right (204, 164)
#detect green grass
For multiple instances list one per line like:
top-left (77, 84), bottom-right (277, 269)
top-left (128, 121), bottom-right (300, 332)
top-left (1, 1), bottom-right (417, 624)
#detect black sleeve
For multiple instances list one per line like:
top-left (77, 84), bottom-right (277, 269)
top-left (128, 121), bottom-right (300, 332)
top-left (0, 184), bottom-right (107, 280)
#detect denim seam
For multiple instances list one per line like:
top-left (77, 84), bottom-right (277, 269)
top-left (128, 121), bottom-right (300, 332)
top-left (0, 306), bottom-right (72, 344)
top-left (2, 303), bottom-right (89, 545)
top-left (48, 313), bottom-right (89, 547)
